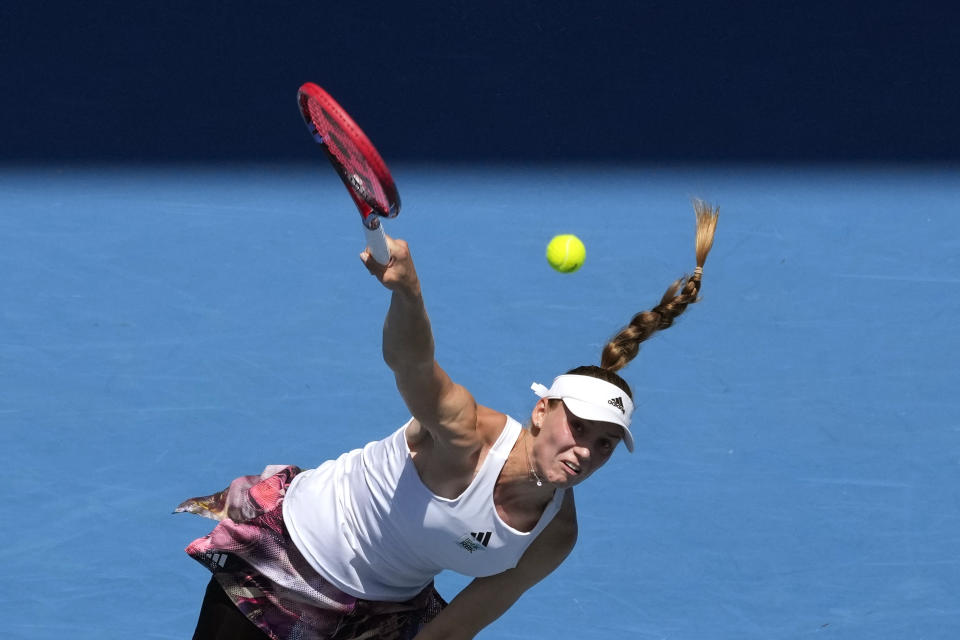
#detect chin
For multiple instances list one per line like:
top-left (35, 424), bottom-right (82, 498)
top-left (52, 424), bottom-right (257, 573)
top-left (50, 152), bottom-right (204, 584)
top-left (558, 471), bottom-right (588, 487)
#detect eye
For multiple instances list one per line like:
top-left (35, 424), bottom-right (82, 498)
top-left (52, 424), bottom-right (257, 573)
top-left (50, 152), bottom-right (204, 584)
top-left (597, 438), bottom-right (613, 453)
top-left (571, 421), bottom-right (585, 435)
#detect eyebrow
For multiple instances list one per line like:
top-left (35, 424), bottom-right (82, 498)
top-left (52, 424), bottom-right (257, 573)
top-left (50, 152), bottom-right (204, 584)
top-left (566, 406), bottom-right (623, 441)
top-left (596, 424), bottom-right (621, 440)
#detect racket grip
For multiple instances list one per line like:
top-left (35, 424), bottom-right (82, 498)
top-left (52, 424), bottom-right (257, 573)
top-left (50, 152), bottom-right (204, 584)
top-left (364, 219), bottom-right (391, 265)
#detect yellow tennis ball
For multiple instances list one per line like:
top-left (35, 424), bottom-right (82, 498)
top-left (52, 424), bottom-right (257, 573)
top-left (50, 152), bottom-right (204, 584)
top-left (546, 234), bottom-right (586, 273)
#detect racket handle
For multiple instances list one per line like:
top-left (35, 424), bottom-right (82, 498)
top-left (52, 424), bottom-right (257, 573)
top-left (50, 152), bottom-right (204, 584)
top-left (364, 219), bottom-right (391, 265)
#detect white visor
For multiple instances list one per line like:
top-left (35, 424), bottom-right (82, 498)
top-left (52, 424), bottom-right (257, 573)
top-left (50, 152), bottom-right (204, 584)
top-left (531, 374), bottom-right (635, 452)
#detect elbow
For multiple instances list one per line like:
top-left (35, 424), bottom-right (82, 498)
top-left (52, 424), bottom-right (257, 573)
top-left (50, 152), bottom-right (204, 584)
top-left (382, 344), bottom-right (421, 373)
top-left (382, 343), bottom-right (400, 370)
top-left (383, 348), bottom-right (436, 383)
top-left (382, 335), bottom-right (435, 373)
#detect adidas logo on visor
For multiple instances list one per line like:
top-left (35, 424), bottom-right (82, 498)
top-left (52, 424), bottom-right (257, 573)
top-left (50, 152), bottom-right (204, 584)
top-left (531, 375), bottom-right (636, 453)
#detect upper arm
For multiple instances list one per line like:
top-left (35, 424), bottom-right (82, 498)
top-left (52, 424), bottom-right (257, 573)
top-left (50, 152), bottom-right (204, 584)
top-left (414, 492), bottom-right (578, 639)
top-left (393, 359), bottom-right (479, 450)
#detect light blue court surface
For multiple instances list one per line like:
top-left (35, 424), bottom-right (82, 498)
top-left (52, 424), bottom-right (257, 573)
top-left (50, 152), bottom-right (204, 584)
top-left (2, 164), bottom-right (958, 639)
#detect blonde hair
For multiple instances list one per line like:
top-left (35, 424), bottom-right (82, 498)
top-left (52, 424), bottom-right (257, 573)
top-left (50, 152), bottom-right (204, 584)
top-left (600, 199), bottom-right (720, 376)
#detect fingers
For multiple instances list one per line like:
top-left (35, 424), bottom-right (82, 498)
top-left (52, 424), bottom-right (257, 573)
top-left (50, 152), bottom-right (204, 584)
top-left (360, 235), bottom-right (418, 293)
top-left (360, 249), bottom-right (388, 278)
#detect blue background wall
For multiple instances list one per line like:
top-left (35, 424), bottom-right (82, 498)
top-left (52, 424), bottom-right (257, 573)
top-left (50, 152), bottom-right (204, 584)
top-left (3, 0), bottom-right (959, 163)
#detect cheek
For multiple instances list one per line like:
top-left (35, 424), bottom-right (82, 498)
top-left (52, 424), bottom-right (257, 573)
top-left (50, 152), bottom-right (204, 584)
top-left (543, 417), bottom-right (571, 444)
top-left (592, 448), bottom-right (614, 466)
top-left (545, 428), bottom-right (568, 451)
top-left (533, 424), bottom-right (561, 457)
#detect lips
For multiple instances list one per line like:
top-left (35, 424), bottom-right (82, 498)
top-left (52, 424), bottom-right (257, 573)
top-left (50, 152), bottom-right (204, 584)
top-left (562, 460), bottom-right (581, 475)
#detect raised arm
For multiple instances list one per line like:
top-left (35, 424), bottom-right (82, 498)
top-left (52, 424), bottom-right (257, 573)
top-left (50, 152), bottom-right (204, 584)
top-left (361, 236), bottom-right (478, 448)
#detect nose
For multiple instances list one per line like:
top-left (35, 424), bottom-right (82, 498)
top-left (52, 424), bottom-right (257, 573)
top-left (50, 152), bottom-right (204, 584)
top-left (573, 444), bottom-right (591, 465)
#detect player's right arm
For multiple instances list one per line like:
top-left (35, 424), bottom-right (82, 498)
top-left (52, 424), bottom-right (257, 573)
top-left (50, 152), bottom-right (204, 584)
top-left (361, 236), bottom-right (480, 453)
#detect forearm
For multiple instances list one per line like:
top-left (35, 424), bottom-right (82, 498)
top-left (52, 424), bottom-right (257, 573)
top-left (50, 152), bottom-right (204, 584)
top-left (413, 617), bottom-right (475, 640)
top-left (412, 603), bottom-right (499, 640)
top-left (411, 574), bottom-right (521, 640)
top-left (382, 288), bottom-right (435, 372)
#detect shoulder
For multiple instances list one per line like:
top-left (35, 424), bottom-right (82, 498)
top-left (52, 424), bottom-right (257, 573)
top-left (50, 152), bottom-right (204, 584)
top-left (476, 405), bottom-right (511, 446)
top-left (547, 489), bottom-right (579, 548)
top-left (533, 489), bottom-right (579, 559)
top-left (408, 403), bottom-right (505, 454)
top-left (405, 406), bottom-right (510, 497)
top-left (511, 489), bottom-right (578, 582)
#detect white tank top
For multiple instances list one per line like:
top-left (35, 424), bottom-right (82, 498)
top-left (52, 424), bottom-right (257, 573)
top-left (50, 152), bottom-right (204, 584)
top-left (282, 416), bottom-right (565, 601)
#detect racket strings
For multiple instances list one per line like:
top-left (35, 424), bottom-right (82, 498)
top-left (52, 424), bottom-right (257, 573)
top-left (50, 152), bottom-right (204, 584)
top-left (302, 98), bottom-right (391, 214)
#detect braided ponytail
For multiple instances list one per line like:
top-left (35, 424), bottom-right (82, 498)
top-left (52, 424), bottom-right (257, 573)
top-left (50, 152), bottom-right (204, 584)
top-left (600, 200), bottom-right (719, 373)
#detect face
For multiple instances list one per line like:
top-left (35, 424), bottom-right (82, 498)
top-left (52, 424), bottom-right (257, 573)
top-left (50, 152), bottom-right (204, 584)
top-left (529, 399), bottom-right (622, 487)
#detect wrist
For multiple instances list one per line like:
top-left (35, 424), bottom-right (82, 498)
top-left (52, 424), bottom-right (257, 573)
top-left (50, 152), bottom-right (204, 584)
top-left (392, 284), bottom-right (423, 304)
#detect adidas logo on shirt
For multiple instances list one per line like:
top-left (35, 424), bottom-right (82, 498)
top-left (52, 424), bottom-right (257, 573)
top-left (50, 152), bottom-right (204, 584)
top-left (456, 531), bottom-right (492, 553)
top-left (472, 531), bottom-right (492, 547)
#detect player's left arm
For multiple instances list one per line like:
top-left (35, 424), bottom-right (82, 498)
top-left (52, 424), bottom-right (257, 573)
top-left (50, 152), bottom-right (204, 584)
top-left (413, 491), bottom-right (578, 640)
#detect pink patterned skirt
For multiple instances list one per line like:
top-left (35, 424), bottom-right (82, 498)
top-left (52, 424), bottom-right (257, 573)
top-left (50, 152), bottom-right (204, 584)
top-left (177, 465), bottom-right (446, 640)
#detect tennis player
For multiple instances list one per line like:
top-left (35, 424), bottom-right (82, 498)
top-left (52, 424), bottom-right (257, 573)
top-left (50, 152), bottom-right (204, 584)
top-left (179, 202), bottom-right (719, 639)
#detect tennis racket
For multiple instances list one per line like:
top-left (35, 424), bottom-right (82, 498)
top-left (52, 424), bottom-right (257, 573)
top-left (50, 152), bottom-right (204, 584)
top-left (297, 82), bottom-right (399, 264)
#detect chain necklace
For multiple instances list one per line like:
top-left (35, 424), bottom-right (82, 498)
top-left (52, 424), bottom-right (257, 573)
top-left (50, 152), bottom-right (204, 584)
top-left (524, 428), bottom-right (543, 487)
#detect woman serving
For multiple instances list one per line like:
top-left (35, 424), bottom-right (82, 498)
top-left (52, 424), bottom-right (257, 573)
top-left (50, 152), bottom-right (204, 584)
top-left (179, 201), bottom-right (719, 639)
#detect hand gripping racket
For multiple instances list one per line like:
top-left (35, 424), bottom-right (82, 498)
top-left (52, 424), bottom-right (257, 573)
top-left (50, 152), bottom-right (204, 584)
top-left (297, 83), bottom-right (399, 264)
